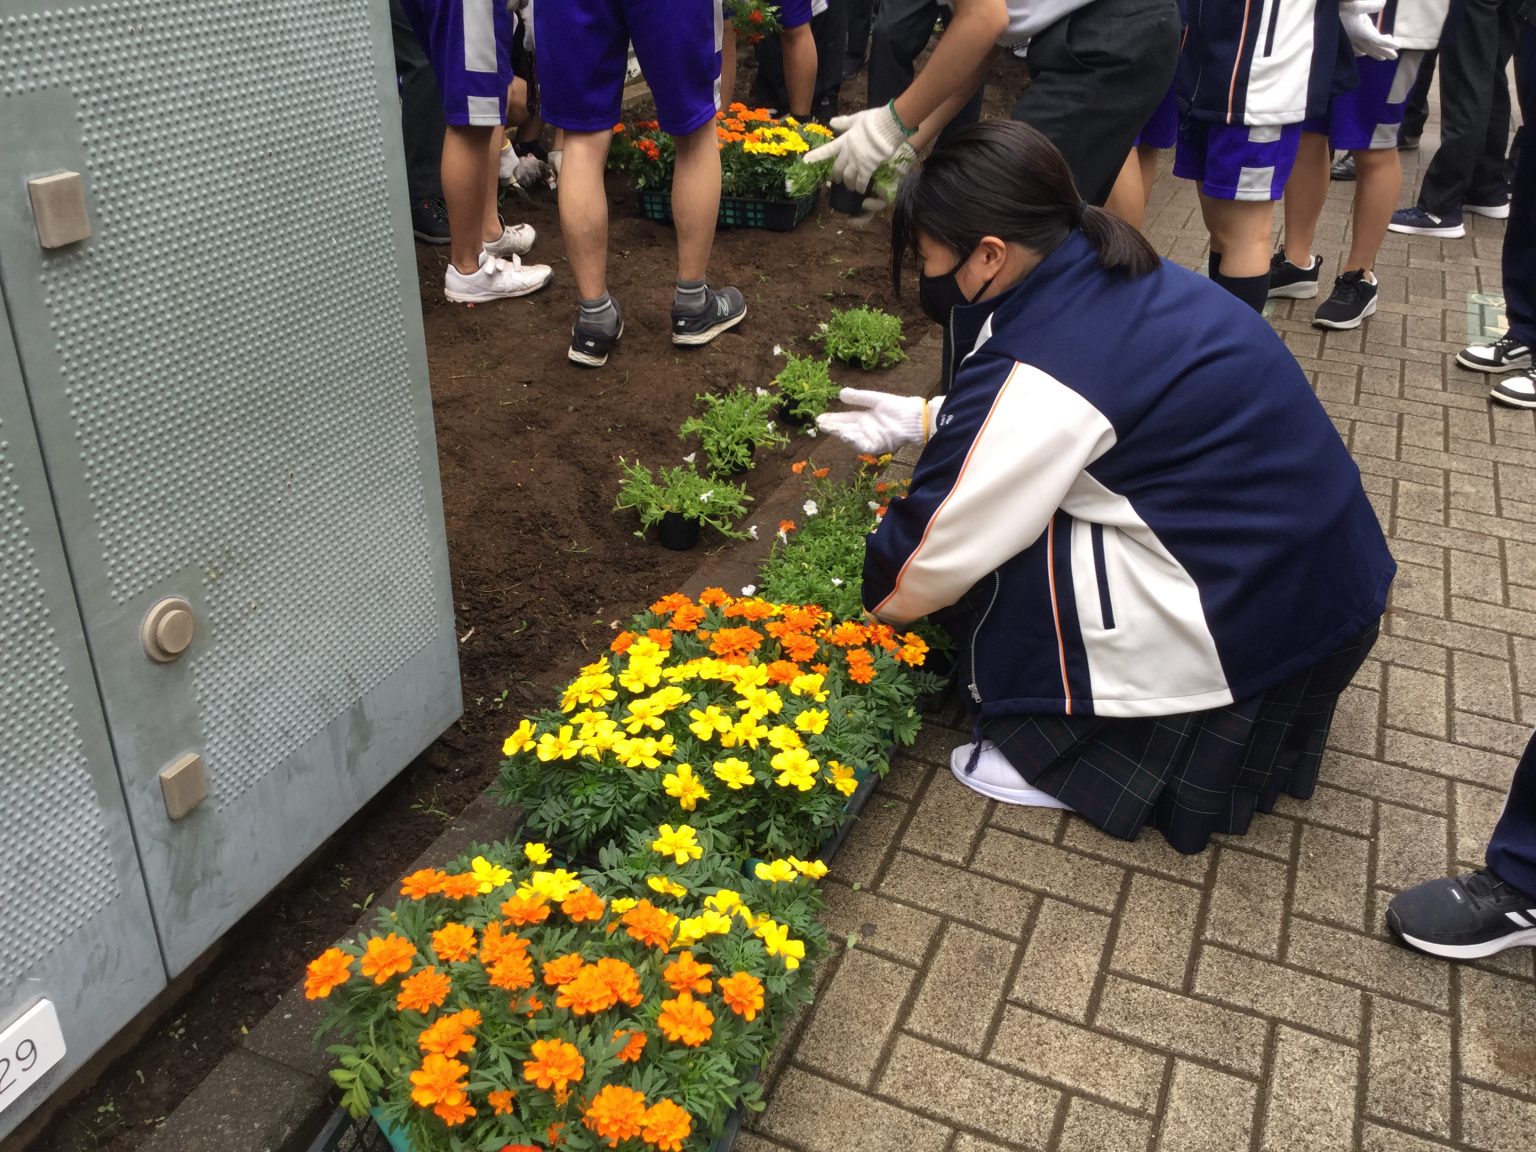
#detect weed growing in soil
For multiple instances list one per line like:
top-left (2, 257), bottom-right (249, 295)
top-left (679, 388), bottom-right (788, 476)
top-left (812, 306), bottom-right (906, 370)
top-left (614, 459), bottom-right (752, 539)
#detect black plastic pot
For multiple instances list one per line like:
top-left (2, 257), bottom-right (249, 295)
top-left (776, 401), bottom-right (814, 428)
top-left (657, 512), bottom-right (701, 551)
top-left (828, 181), bottom-right (869, 215)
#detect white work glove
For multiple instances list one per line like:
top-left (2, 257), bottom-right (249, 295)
top-left (803, 104), bottom-right (910, 196)
top-left (1340, 0), bottom-right (1398, 60)
top-left (816, 388), bottom-right (937, 455)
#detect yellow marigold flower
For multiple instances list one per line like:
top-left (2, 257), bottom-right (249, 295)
top-left (711, 757), bottom-right (755, 790)
top-left (610, 896), bottom-right (639, 914)
top-left (502, 718), bottom-right (537, 756)
top-left (641, 1099), bottom-right (693, 1152)
top-left (523, 842), bottom-right (553, 865)
top-left (722, 716), bottom-right (769, 749)
top-left (737, 685), bottom-right (782, 715)
top-left (754, 859), bottom-right (797, 884)
top-left (304, 947), bottom-right (352, 999)
top-left (651, 823), bottom-right (703, 864)
top-left (522, 1037), bottom-right (584, 1094)
top-left (654, 733), bottom-right (677, 759)
top-left (766, 724), bottom-right (804, 751)
top-left (624, 695), bottom-right (669, 733)
top-left (614, 736), bottom-right (664, 769)
top-left (431, 922), bottom-right (476, 963)
top-left (688, 705), bottom-right (731, 742)
top-left (718, 972), bottom-right (766, 1021)
top-left (579, 655), bottom-right (612, 677)
top-left (794, 708), bottom-right (830, 734)
top-left (360, 933), bottom-right (417, 984)
top-left (536, 725), bottom-right (580, 761)
top-left (757, 920), bottom-right (806, 969)
top-left (471, 854), bottom-right (513, 893)
top-left (396, 965), bottom-right (452, 1013)
top-left (648, 875), bottom-right (688, 899)
top-left (662, 763), bottom-right (710, 811)
top-left (656, 991), bottom-right (715, 1047)
top-left (789, 672), bottom-right (829, 702)
top-left (526, 868), bottom-right (583, 902)
top-left (584, 1084), bottom-right (649, 1147)
top-left (790, 856), bottom-right (829, 880)
top-left (409, 1052), bottom-right (469, 1108)
top-left (705, 889), bottom-right (742, 914)
top-left (771, 746), bottom-right (820, 792)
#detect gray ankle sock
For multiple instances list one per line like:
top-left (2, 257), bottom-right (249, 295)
top-left (580, 294), bottom-right (620, 335)
top-left (674, 278), bottom-right (708, 314)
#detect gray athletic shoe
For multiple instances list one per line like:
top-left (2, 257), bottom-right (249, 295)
top-left (671, 285), bottom-right (747, 347)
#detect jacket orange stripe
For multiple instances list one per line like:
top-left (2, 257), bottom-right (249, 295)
top-left (871, 363), bottom-right (1022, 620)
top-left (1046, 517), bottom-right (1073, 714)
top-left (1227, 0), bottom-right (1254, 124)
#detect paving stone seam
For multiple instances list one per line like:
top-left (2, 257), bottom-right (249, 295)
top-left (1248, 1020), bottom-right (1283, 1152)
top-left (1085, 869), bottom-right (1137, 1027)
top-left (891, 841), bottom-right (1121, 925)
top-left (983, 887), bottom-right (1043, 1058)
top-left (860, 903), bottom-right (947, 1095)
top-left (1351, 985), bottom-right (1375, 1150)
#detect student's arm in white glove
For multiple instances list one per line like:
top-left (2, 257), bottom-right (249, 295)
top-left (814, 388), bottom-right (945, 455)
top-left (1340, 0), bottom-right (1398, 60)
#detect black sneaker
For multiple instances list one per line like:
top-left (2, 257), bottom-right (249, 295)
top-left (1387, 869), bottom-right (1536, 960)
top-left (671, 285), bottom-right (747, 347)
top-left (411, 197), bottom-right (451, 245)
top-left (1313, 269), bottom-right (1378, 330)
top-left (1330, 154), bottom-right (1356, 182)
top-left (568, 304), bottom-right (624, 368)
top-left (1490, 372), bottom-right (1536, 409)
top-left (1457, 333), bottom-right (1533, 373)
top-left (1268, 250), bottom-right (1322, 300)
top-left (1398, 133), bottom-right (1420, 150)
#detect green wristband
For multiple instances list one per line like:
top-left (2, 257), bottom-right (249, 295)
top-left (887, 99), bottom-right (917, 138)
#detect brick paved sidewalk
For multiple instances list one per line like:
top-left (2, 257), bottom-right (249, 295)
top-left (741, 143), bottom-right (1536, 1150)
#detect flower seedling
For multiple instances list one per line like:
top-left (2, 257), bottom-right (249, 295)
top-left (772, 354), bottom-right (839, 424)
top-left (679, 389), bottom-right (789, 476)
top-left (811, 306), bottom-right (906, 370)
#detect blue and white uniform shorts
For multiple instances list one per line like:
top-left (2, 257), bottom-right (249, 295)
top-left (1174, 119), bottom-right (1304, 202)
top-left (537, 0), bottom-right (724, 136)
top-left (399, 0), bottom-right (514, 126)
top-left (1301, 51), bottom-right (1425, 151)
top-left (777, 0), bottom-right (814, 27)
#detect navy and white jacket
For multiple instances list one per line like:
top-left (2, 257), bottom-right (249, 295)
top-left (863, 232), bottom-right (1395, 720)
top-left (1181, 0), bottom-right (1346, 124)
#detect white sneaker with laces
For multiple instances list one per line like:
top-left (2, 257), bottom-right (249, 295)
top-left (444, 251), bottom-right (552, 303)
top-left (949, 742), bottom-right (1074, 809)
top-left (484, 221), bottom-right (536, 259)
top-left (1490, 373), bottom-right (1536, 410)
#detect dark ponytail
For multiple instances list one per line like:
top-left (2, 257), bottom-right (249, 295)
top-left (891, 119), bottom-right (1160, 294)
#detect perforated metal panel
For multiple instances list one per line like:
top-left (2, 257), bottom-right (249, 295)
top-left (0, 0), bottom-right (459, 1009)
top-left (0, 320), bottom-right (166, 1141)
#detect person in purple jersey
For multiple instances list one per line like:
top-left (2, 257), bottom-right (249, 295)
top-left (1271, 0), bottom-right (1450, 329)
top-left (396, 0), bottom-right (553, 303)
top-left (537, 0), bottom-right (747, 369)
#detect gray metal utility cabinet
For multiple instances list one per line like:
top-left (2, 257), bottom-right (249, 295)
top-left (0, 0), bottom-right (462, 1136)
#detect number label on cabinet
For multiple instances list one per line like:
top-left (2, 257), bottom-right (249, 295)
top-left (0, 1001), bottom-right (65, 1114)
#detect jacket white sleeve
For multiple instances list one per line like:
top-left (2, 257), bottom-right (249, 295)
top-left (864, 359), bottom-right (1118, 625)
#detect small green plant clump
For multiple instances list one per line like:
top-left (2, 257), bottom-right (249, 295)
top-left (812, 305), bottom-right (906, 370)
top-left (613, 458), bottom-right (752, 538)
top-left (773, 353), bottom-right (840, 423)
top-left (679, 387), bottom-right (789, 476)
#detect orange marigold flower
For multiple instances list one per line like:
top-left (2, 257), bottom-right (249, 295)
top-left (489, 949), bottom-right (535, 992)
top-left (647, 627), bottom-right (674, 649)
top-left (612, 123), bottom-right (626, 134)
top-left (594, 957), bottom-right (644, 1007)
top-left (481, 921), bottom-right (533, 965)
top-left (360, 933), bottom-right (417, 984)
top-left (718, 972), bottom-right (766, 1021)
top-left (561, 885), bottom-right (606, 923)
top-left (583, 1084), bottom-right (648, 1147)
top-left (662, 951), bottom-right (714, 995)
top-left (847, 659), bottom-right (876, 685)
top-left (434, 1093), bottom-right (476, 1126)
top-left (555, 964), bottom-right (619, 1015)
top-left (622, 900), bottom-right (678, 950)
top-left (613, 1029), bottom-right (648, 1063)
top-left (710, 626), bottom-right (764, 661)
top-left (779, 605), bottom-right (826, 632)
top-left (409, 1053), bottom-right (470, 1108)
top-left (650, 592), bottom-right (692, 615)
top-left (487, 1088), bottom-right (517, 1116)
top-left (418, 1014), bottom-right (475, 1058)
top-left (813, 466), bottom-right (830, 478)
top-left (547, 1122), bottom-right (565, 1147)
top-left (825, 621), bottom-right (866, 647)
top-left (725, 598), bottom-right (774, 621)
top-left (439, 872), bottom-right (482, 900)
top-left (501, 891), bottom-right (551, 927)
top-left (431, 922), bottom-right (476, 964)
top-left (813, 662), bottom-right (829, 674)
top-left (304, 947), bottom-right (353, 1000)
top-left (610, 630), bottom-right (637, 654)
top-left (400, 868), bottom-right (448, 900)
top-left (641, 1099), bottom-right (694, 1152)
top-left (542, 952), bottom-right (587, 987)
top-left (765, 659), bottom-right (801, 684)
top-left (396, 965), bottom-right (452, 1013)
top-left (523, 1037), bottom-right (584, 1094)
top-left (867, 623), bottom-right (899, 651)
top-left (857, 453), bottom-right (880, 466)
top-left (521, 993), bottom-right (544, 1015)
top-left (670, 603), bottom-right (706, 632)
top-left (790, 460), bottom-right (807, 474)
top-left (782, 633), bottom-right (819, 663)
top-left (657, 991), bottom-right (715, 1047)
top-left (778, 519), bottom-right (797, 533)
top-left (698, 587), bottom-right (731, 607)
top-left (897, 632), bottom-right (930, 666)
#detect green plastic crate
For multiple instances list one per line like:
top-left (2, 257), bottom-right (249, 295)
top-left (636, 188), bottom-right (820, 232)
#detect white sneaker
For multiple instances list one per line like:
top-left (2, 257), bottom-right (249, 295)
top-left (1464, 200), bottom-right (1511, 219)
top-left (444, 252), bottom-right (552, 303)
top-left (949, 742), bottom-right (1074, 810)
top-left (484, 221), bottom-right (536, 259)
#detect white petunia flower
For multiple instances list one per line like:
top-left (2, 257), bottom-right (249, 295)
top-left (683, 452), bottom-right (696, 464)
top-left (806, 427), bottom-right (818, 437)
top-left (741, 584), bottom-right (757, 596)
top-left (756, 387), bottom-right (769, 397)
top-left (803, 500), bottom-right (819, 517)
top-left (868, 501), bottom-right (880, 510)
top-left (772, 344), bottom-right (783, 357)
top-left (748, 524), bottom-right (759, 540)
top-left (699, 490), bottom-right (713, 503)
top-left (830, 578), bottom-right (843, 587)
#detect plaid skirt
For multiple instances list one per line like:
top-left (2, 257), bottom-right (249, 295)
top-left (981, 622), bottom-right (1380, 855)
